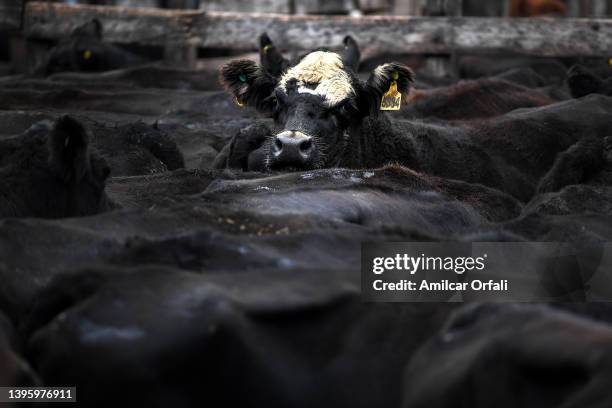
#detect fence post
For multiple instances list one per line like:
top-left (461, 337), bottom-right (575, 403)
top-left (423, 0), bottom-right (461, 15)
top-left (163, 38), bottom-right (198, 68)
top-left (393, 0), bottom-right (422, 15)
top-left (591, 0), bottom-right (607, 16)
top-left (422, 0), bottom-right (461, 78)
top-left (566, 0), bottom-right (580, 17)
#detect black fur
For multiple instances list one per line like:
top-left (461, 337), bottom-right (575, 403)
top-left (71, 18), bottom-right (103, 40)
top-left (34, 19), bottom-right (146, 76)
top-left (341, 35), bottom-right (361, 72)
top-left (49, 115), bottom-right (92, 183)
top-left (219, 78), bottom-right (612, 201)
top-left (259, 32), bottom-right (289, 77)
top-left (213, 122), bottom-right (271, 171)
top-left (537, 136), bottom-right (606, 194)
top-left (219, 59), bottom-right (278, 114)
top-left (217, 50), bottom-right (610, 203)
top-left (361, 62), bottom-right (415, 117)
top-left (0, 116), bottom-right (111, 218)
top-left (567, 64), bottom-right (612, 98)
top-left (219, 53), bottom-right (414, 172)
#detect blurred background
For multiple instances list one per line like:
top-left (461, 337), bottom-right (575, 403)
top-left (0, 0), bottom-right (610, 79)
top-left (7, 0), bottom-right (609, 16)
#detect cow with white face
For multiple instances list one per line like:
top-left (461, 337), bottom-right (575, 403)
top-left (217, 38), bottom-right (612, 203)
top-left (219, 45), bottom-right (414, 171)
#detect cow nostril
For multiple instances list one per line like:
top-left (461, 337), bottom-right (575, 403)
top-left (300, 139), bottom-right (313, 153)
top-left (273, 137), bottom-right (283, 153)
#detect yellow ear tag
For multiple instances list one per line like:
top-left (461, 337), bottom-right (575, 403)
top-left (64, 136), bottom-right (70, 147)
top-left (380, 78), bottom-right (402, 111)
top-left (609, 58), bottom-right (612, 65)
top-left (234, 96), bottom-right (245, 108)
top-left (263, 45), bottom-right (271, 54)
top-left (83, 50), bottom-right (92, 60)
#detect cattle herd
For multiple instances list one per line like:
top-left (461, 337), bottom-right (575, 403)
top-left (0, 17), bottom-right (612, 407)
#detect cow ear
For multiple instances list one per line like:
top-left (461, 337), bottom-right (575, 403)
top-left (49, 115), bottom-right (91, 184)
top-left (341, 35), bottom-right (360, 72)
top-left (72, 19), bottom-right (103, 40)
top-left (259, 32), bottom-right (289, 77)
top-left (219, 59), bottom-right (278, 114)
top-left (360, 62), bottom-right (414, 116)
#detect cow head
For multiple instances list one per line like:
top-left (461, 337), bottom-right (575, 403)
top-left (35, 19), bottom-right (104, 75)
top-left (68, 19), bottom-right (107, 72)
top-left (0, 116), bottom-right (112, 218)
top-left (46, 116), bottom-right (112, 217)
top-left (35, 19), bottom-right (143, 76)
top-left (566, 64), bottom-right (612, 99)
top-left (220, 38), bottom-right (413, 171)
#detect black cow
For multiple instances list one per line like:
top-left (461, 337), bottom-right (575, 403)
top-left (520, 135), bottom-right (612, 217)
top-left (566, 64), bottom-right (612, 98)
top-left (0, 116), bottom-right (112, 218)
top-left (216, 47), bottom-right (611, 201)
top-left (399, 78), bottom-right (556, 121)
top-left (0, 310), bottom-right (38, 387)
top-left (0, 164), bottom-right (522, 321)
top-left (21, 264), bottom-right (453, 408)
top-left (256, 34), bottom-right (558, 121)
top-left (34, 19), bottom-right (146, 76)
top-left (537, 136), bottom-right (612, 195)
top-left (87, 121), bottom-right (185, 176)
top-left (402, 303), bottom-right (612, 408)
top-left (0, 113), bottom-right (185, 176)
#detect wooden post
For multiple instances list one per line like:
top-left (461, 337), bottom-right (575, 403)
top-left (423, 0), bottom-right (462, 16)
top-left (393, 0), bottom-right (423, 15)
top-left (163, 38), bottom-right (198, 68)
top-left (591, 0), bottom-right (607, 16)
top-left (580, 0), bottom-right (590, 16)
top-left (422, 0), bottom-right (461, 78)
top-left (566, 0), bottom-right (580, 16)
top-left (502, 0), bottom-right (511, 16)
top-left (581, 0), bottom-right (609, 17)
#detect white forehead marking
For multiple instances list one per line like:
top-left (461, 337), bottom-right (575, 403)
top-left (279, 51), bottom-right (354, 107)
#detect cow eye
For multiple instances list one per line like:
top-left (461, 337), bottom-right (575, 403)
top-left (333, 103), bottom-right (355, 126)
top-left (274, 89), bottom-right (288, 106)
top-left (269, 97), bottom-right (284, 121)
top-left (337, 101), bottom-right (356, 117)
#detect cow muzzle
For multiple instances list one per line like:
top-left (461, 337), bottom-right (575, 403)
top-left (270, 130), bottom-right (314, 170)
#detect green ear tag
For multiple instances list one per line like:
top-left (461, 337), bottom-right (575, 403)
top-left (64, 136), bottom-right (70, 147)
top-left (391, 71), bottom-right (399, 81)
top-left (238, 73), bottom-right (247, 83)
